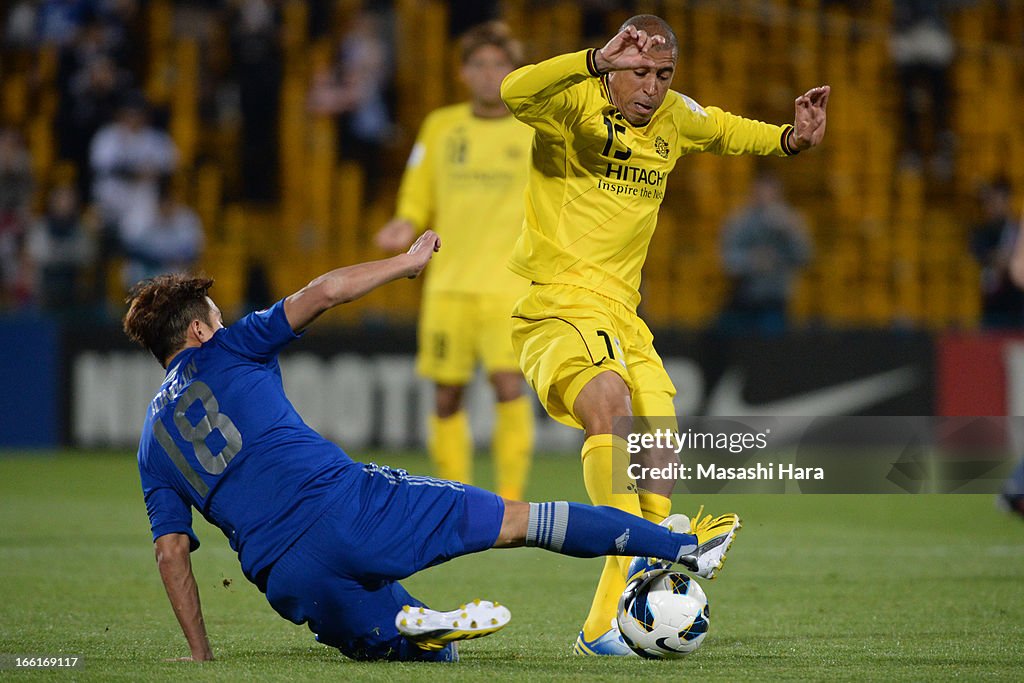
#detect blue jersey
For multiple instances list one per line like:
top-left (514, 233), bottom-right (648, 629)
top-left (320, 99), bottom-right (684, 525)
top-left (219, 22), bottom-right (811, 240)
top-left (137, 299), bottom-right (360, 585)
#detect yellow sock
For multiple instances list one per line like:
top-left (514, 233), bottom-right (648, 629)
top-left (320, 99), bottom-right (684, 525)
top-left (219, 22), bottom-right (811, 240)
top-left (428, 412), bottom-right (471, 483)
top-left (493, 396), bottom-right (534, 500)
top-left (638, 488), bottom-right (672, 524)
top-left (580, 434), bottom-right (641, 641)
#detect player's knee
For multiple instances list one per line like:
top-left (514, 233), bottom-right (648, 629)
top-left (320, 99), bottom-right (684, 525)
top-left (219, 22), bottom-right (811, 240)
top-left (490, 372), bottom-right (524, 402)
top-left (493, 499), bottom-right (529, 548)
top-left (574, 372), bottom-right (632, 437)
top-left (434, 384), bottom-right (465, 418)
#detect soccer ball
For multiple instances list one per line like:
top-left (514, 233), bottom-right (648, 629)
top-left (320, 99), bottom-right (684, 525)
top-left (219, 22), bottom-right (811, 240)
top-left (617, 569), bottom-right (710, 658)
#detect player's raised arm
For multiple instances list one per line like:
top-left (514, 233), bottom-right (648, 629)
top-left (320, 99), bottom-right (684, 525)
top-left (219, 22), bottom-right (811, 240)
top-left (154, 533), bottom-right (213, 662)
top-left (690, 85), bottom-right (829, 159)
top-left (500, 24), bottom-right (667, 123)
top-left (284, 230), bottom-right (441, 332)
top-left (499, 52), bottom-right (590, 123)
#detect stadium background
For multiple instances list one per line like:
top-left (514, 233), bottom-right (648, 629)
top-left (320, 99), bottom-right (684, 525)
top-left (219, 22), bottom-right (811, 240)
top-left (2, 0), bottom-right (1023, 448)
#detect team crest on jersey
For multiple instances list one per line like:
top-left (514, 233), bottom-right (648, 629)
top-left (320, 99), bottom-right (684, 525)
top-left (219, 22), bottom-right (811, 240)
top-left (654, 136), bottom-right (670, 159)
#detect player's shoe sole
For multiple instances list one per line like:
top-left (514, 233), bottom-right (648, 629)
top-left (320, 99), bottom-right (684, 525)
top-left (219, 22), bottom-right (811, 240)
top-left (396, 599), bottom-right (511, 651)
top-left (573, 619), bottom-right (637, 656)
top-left (681, 506), bottom-right (742, 580)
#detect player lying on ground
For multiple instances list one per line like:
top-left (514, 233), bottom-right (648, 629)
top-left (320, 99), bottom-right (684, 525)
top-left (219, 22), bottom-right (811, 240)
top-left (122, 231), bottom-right (740, 663)
top-left (500, 14), bottom-right (827, 655)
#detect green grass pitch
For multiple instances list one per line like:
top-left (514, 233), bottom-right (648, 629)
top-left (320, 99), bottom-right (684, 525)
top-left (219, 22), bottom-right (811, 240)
top-left (2, 450), bottom-right (1023, 681)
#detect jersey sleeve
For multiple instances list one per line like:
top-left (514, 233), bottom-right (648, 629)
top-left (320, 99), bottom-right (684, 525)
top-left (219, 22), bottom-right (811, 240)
top-left (216, 298), bottom-right (301, 362)
top-left (140, 464), bottom-right (200, 550)
top-left (681, 98), bottom-right (792, 158)
top-left (500, 49), bottom-right (596, 136)
top-left (394, 114), bottom-right (437, 231)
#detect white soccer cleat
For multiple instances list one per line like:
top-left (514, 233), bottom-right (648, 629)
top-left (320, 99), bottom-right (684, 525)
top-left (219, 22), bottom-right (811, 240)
top-left (395, 599), bottom-right (511, 651)
top-left (681, 506), bottom-right (742, 580)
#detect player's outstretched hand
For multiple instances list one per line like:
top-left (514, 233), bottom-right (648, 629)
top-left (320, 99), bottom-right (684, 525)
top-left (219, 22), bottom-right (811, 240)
top-left (375, 218), bottom-right (416, 253)
top-left (594, 24), bottom-right (666, 72)
top-left (404, 229), bottom-right (440, 278)
top-left (791, 85), bottom-right (830, 151)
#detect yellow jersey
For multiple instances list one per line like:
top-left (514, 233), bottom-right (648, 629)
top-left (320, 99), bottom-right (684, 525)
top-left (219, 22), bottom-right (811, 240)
top-left (395, 102), bottom-right (534, 295)
top-left (501, 49), bottom-right (795, 310)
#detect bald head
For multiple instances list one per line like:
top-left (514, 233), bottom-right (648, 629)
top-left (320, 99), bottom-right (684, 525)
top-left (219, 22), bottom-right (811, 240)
top-left (619, 14), bottom-right (678, 59)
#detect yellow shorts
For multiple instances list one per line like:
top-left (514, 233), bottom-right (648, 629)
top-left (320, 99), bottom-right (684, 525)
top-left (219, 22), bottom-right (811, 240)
top-left (511, 283), bottom-right (678, 430)
top-left (417, 291), bottom-right (523, 385)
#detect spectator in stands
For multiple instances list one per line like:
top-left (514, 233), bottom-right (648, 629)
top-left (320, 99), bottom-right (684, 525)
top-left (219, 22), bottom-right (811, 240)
top-left (89, 90), bottom-right (177, 303)
top-left (308, 9), bottom-right (394, 194)
top-left (56, 53), bottom-right (130, 198)
top-left (890, 0), bottom-right (956, 178)
top-left (0, 128), bottom-right (34, 307)
top-left (25, 182), bottom-right (95, 314)
top-left (229, 0), bottom-right (282, 202)
top-left (971, 179), bottom-right (1023, 329)
top-left (90, 91), bottom-right (177, 232)
top-left (4, 1), bottom-right (38, 48)
top-left (718, 172), bottom-right (813, 335)
top-left (95, 0), bottom-right (142, 71)
top-left (36, 0), bottom-right (94, 47)
top-left (119, 175), bottom-right (203, 289)
top-left (448, 0), bottom-right (499, 38)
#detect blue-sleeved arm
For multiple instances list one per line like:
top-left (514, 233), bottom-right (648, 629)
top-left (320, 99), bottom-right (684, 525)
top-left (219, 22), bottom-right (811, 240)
top-left (140, 458), bottom-right (200, 551)
top-left (144, 486), bottom-right (200, 550)
top-left (216, 298), bottom-right (302, 362)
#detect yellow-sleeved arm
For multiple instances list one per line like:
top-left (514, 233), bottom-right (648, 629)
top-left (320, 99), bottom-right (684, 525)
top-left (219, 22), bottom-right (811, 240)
top-left (500, 49), bottom-right (601, 134)
top-left (394, 114), bottom-right (437, 230)
top-left (702, 106), bottom-right (794, 158)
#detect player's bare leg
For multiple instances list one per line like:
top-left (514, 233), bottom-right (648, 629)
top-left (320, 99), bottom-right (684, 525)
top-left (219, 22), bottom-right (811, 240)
top-left (489, 371), bottom-right (534, 500)
top-left (570, 371), bottom-right (643, 653)
top-left (430, 384), bottom-right (472, 483)
top-left (435, 384), bottom-right (465, 418)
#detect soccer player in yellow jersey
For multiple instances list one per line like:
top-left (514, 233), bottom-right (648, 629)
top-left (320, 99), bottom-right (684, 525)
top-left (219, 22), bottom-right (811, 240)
top-left (501, 15), bottom-right (829, 655)
top-left (375, 22), bottom-right (535, 500)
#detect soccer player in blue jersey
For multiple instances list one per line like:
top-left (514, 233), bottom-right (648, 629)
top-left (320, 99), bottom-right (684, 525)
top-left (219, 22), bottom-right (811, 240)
top-left (124, 230), bottom-right (737, 662)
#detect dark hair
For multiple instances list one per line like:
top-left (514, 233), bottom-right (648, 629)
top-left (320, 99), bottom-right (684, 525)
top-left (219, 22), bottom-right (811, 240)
top-left (619, 14), bottom-right (679, 58)
top-left (124, 274), bottom-right (215, 366)
top-left (459, 20), bottom-right (523, 66)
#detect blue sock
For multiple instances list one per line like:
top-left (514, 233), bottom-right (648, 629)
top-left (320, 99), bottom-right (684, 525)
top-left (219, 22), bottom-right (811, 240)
top-left (524, 501), bottom-right (696, 563)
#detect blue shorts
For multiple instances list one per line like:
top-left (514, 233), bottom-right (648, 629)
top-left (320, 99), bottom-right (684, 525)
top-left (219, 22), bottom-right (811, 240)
top-left (264, 464), bottom-right (505, 661)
